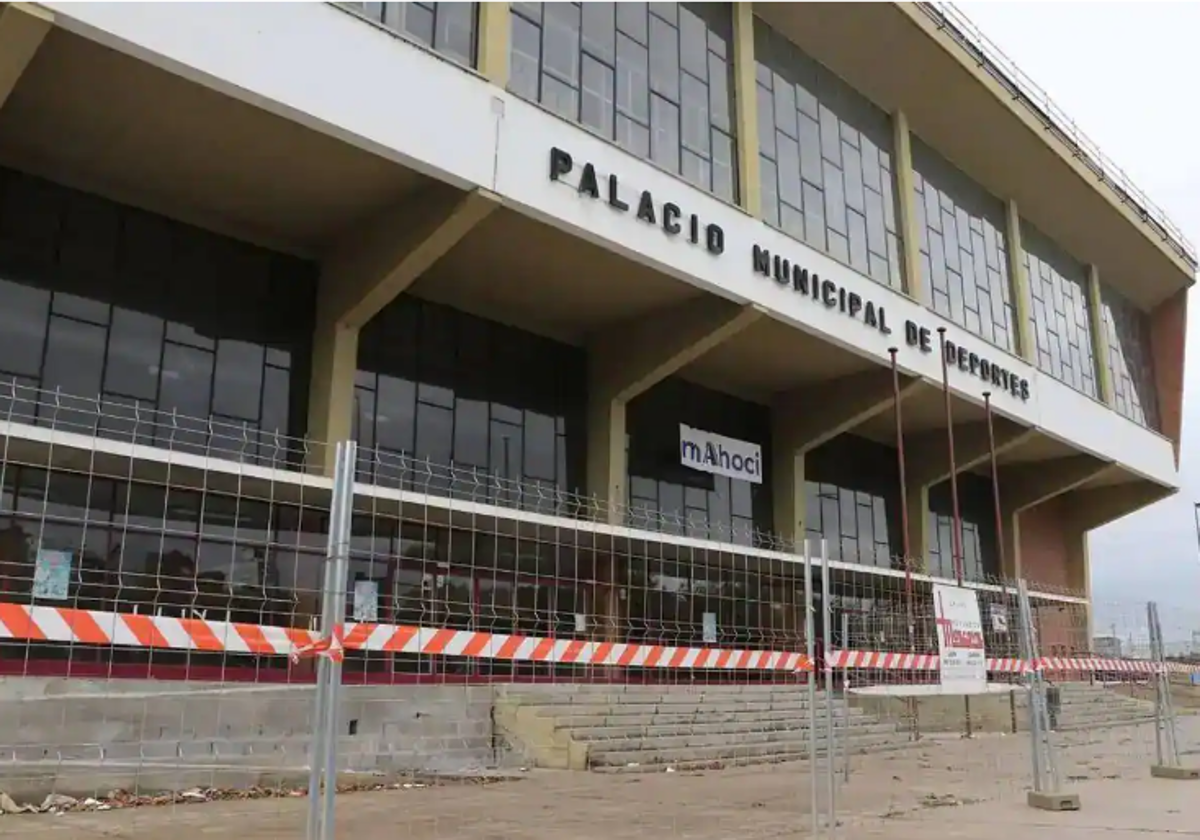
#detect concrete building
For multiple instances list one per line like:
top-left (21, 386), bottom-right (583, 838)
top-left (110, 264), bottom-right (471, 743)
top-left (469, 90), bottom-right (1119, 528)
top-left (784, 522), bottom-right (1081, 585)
top-left (0, 1), bottom-right (1190, 683)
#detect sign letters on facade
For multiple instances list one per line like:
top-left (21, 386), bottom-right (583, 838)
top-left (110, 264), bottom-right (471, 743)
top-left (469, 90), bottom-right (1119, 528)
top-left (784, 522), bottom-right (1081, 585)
top-left (547, 147), bottom-right (1033, 402)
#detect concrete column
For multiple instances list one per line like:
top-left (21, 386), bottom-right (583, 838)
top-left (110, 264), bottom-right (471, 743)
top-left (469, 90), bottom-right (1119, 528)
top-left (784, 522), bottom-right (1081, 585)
top-left (476, 1), bottom-right (511, 87)
top-left (772, 370), bottom-right (920, 546)
top-left (731, 2), bottom-right (761, 218)
top-left (1149, 288), bottom-right (1188, 461)
top-left (1086, 264), bottom-right (1115, 406)
top-left (1005, 200), bottom-right (1036, 363)
top-left (306, 186), bottom-right (500, 474)
top-left (891, 110), bottom-right (924, 302)
top-left (0, 4), bottom-right (52, 111)
top-left (587, 298), bottom-right (762, 523)
top-left (904, 421), bottom-right (1034, 570)
top-left (1000, 455), bottom-right (1112, 583)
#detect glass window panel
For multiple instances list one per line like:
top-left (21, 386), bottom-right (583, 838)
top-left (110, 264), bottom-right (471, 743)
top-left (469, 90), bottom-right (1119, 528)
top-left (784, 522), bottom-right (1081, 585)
top-left (648, 14), bottom-right (679, 101)
top-left (581, 55), bottom-right (615, 137)
top-left (912, 137), bottom-right (1013, 350)
top-left (509, 12), bottom-right (542, 101)
top-left (374, 375), bottom-right (416, 453)
top-left (453, 397), bottom-right (489, 467)
top-left (260, 364), bottom-right (289, 436)
top-left (510, 2), bottom-right (734, 202)
top-left (616, 1), bottom-right (647, 43)
top-left (212, 340), bottom-right (265, 422)
top-left (616, 33), bottom-right (649, 122)
top-left (542, 1), bottom-right (581, 85)
top-left (433, 1), bottom-right (475, 65)
top-left (0, 279), bottom-right (49, 378)
top-left (1022, 220), bottom-right (1097, 397)
top-left (581, 2), bottom-right (615, 64)
top-left (414, 401), bottom-right (453, 466)
top-left (650, 94), bottom-right (681, 172)
top-left (754, 19), bottom-right (901, 288)
top-left (158, 343), bottom-right (213, 419)
top-left (679, 72), bottom-right (710, 155)
top-left (105, 307), bottom-right (163, 401)
top-left (43, 316), bottom-right (106, 400)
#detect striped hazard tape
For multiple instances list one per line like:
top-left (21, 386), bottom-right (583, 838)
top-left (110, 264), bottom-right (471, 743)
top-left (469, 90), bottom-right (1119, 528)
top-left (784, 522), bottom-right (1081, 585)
top-left (829, 649), bottom-right (1200, 675)
top-left (0, 603), bottom-right (813, 672)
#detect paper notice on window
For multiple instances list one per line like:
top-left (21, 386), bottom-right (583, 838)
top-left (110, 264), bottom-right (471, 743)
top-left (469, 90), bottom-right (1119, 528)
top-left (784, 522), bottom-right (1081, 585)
top-left (702, 612), bottom-right (718, 644)
top-left (353, 580), bottom-right (379, 623)
top-left (32, 550), bottom-right (72, 601)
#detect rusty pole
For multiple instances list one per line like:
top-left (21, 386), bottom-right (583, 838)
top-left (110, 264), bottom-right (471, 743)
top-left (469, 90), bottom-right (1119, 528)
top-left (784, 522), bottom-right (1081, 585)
top-left (937, 327), bottom-right (965, 585)
top-left (890, 348), bottom-right (915, 647)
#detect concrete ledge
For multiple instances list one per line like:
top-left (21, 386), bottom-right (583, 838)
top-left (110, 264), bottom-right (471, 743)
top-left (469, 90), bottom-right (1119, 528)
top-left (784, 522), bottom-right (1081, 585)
top-left (1027, 790), bottom-right (1081, 811)
top-left (1151, 765), bottom-right (1200, 780)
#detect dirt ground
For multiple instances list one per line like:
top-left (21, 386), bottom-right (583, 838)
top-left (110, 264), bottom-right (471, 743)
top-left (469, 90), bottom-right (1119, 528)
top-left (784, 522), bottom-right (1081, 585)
top-left (3, 719), bottom-right (1197, 839)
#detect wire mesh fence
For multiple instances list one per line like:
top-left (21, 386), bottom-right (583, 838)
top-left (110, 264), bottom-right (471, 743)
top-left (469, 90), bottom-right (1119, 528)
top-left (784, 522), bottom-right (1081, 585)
top-left (1, 385), bottom-right (1199, 838)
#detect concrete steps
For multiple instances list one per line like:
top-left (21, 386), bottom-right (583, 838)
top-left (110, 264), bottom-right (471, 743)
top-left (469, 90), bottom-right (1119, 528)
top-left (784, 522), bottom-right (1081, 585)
top-left (1015, 683), bottom-right (1156, 731)
top-left (494, 684), bottom-right (912, 772)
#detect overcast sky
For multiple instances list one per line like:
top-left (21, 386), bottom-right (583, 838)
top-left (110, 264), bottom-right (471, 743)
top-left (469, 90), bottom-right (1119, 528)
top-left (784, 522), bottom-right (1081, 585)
top-left (959, 3), bottom-right (1200, 638)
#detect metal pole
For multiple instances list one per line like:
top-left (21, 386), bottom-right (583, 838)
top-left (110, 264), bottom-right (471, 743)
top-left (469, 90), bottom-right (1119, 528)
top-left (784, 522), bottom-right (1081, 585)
top-left (936, 327), bottom-right (965, 585)
top-left (319, 441), bottom-right (357, 840)
top-left (1149, 601), bottom-right (1166, 768)
top-left (803, 540), bottom-right (818, 836)
top-left (1193, 503), bottom-right (1200, 564)
top-left (306, 441), bottom-right (351, 840)
top-left (820, 539), bottom-right (836, 832)
top-left (841, 610), bottom-right (851, 783)
top-left (890, 347), bottom-right (915, 648)
top-left (1017, 579), bottom-right (1045, 792)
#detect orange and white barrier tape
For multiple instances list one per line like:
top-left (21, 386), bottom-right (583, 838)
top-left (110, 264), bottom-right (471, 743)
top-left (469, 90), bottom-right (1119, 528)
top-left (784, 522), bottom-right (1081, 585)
top-left (829, 649), bottom-right (1200, 675)
top-left (0, 603), bottom-right (812, 672)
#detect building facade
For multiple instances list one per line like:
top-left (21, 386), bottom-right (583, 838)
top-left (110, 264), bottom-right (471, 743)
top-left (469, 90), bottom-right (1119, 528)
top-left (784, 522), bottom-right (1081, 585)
top-left (0, 2), bottom-right (1189, 682)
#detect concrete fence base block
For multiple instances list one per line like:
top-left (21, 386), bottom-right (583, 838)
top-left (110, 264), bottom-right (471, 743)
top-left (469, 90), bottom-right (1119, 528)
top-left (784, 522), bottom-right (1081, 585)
top-left (1027, 790), bottom-right (1081, 811)
top-left (1150, 765), bottom-right (1200, 780)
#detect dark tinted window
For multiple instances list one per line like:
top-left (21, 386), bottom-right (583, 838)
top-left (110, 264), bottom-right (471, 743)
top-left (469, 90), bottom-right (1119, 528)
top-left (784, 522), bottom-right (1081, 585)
top-left (0, 167), bottom-right (316, 463)
top-left (927, 473), bottom-right (999, 584)
top-left (355, 296), bottom-right (586, 514)
top-left (803, 434), bottom-right (902, 569)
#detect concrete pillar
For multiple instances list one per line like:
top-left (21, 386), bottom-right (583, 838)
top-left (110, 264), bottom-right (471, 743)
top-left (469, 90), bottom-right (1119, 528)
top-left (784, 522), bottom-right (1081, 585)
top-left (1060, 477), bottom-right (1175, 644)
top-left (904, 421), bottom-right (1034, 571)
top-left (731, 2), bottom-right (761, 218)
top-left (1000, 455), bottom-right (1112, 582)
top-left (1005, 200), bottom-right (1036, 362)
top-left (1149, 288), bottom-right (1188, 461)
top-left (1086, 264), bottom-right (1115, 405)
top-left (476, 1), bottom-right (510, 87)
top-left (0, 4), bottom-right (52, 111)
top-left (891, 110), bottom-right (923, 302)
top-left (306, 186), bottom-right (500, 474)
top-left (587, 298), bottom-right (762, 523)
top-left (772, 369), bottom-right (920, 546)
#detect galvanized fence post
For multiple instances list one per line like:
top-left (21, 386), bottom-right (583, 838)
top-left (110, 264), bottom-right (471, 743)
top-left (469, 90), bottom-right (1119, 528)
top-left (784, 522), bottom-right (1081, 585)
top-left (803, 539), bottom-right (819, 837)
top-left (306, 440), bottom-right (357, 840)
top-left (1148, 601), bottom-right (1199, 779)
top-left (1016, 578), bottom-right (1079, 811)
top-left (819, 539), bottom-right (836, 834)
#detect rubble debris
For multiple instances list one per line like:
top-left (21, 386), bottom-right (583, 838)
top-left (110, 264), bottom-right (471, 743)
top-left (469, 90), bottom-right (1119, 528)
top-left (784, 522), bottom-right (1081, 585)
top-left (0, 774), bottom-right (516, 817)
